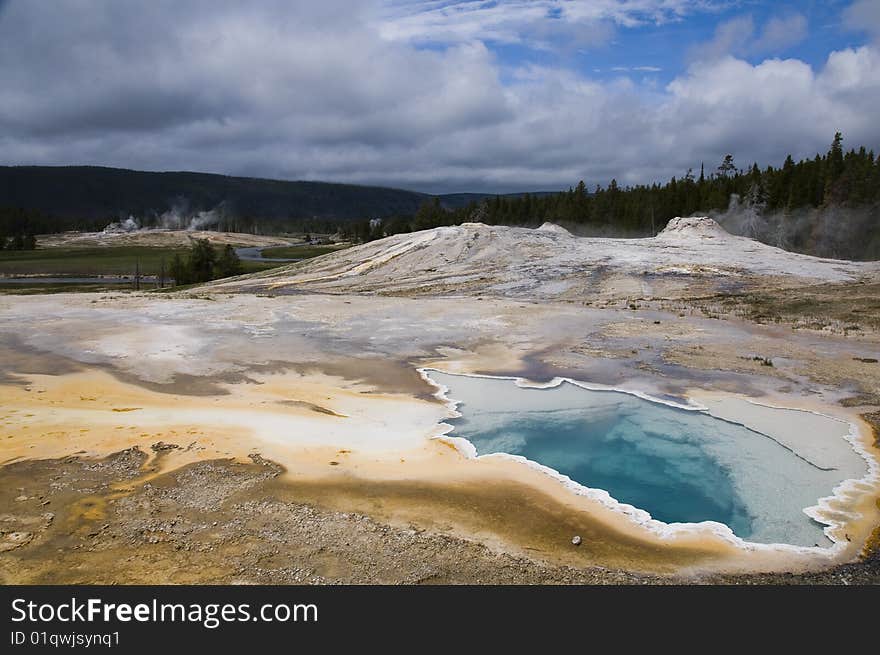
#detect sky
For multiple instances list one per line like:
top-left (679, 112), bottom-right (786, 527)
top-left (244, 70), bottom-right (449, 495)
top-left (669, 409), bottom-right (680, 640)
top-left (1, 0), bottom-right (879, 193)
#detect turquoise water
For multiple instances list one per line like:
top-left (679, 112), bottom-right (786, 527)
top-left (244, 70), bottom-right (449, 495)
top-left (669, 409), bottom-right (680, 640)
top-left (453, 407), bottom-right (753, 536)
top-left (430, 371), bottom-right (860, 546)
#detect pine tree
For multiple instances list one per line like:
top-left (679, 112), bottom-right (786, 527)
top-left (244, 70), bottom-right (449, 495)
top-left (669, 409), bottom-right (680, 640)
top-left (412, 198), bottom-right (445, 231)
top-left (824, 132), bottom-right (845, 205)
top-left (828, 132), bottom-right (844, 180)
top-left (741, 180), bottom-right (767, 239)
top-left (717, 154), bottom-right (736, 178)
top-left (189, 239), bottom-right (216, 283)
top-left (215, 244), bottom-right (243, 278)
top-left (169, 254), bottom-right (188, 286)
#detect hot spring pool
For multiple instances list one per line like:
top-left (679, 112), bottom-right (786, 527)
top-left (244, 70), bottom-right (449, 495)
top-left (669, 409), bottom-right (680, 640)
top-left (426, 370), bottom-right (869, 548)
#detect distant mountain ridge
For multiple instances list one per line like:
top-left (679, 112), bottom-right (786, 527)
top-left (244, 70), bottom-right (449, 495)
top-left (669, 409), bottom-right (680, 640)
top-left (0, 165), bottom-right (553, 230)
top-left (0, 165), bottom-right (427, 222)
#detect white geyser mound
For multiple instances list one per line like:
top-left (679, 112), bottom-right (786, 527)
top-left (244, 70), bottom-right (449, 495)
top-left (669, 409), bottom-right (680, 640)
top-left (102, 216), bottom-right (140, 233)
top-left (656, 216), bottom-right (731, 240)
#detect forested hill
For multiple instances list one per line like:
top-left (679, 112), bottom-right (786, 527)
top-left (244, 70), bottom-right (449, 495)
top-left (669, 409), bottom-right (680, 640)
top-left (0, 166), bottom-right (430, 230)
top-left (0, 166), bottom-right (549, 234)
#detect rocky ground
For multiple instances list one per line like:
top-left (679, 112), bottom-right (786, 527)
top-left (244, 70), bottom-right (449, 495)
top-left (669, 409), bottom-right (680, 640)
top-left (0, 449), bottom-right (660, 584)
top-left (2, 448), bottom-right (876, 585)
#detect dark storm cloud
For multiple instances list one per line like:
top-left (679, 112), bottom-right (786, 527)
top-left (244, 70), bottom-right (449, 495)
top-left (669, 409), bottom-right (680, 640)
top-left (0, 1), bottom-right (878, 192)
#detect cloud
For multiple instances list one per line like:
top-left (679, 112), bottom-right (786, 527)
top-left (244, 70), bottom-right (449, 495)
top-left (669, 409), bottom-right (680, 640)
top-left (612, 66), bottom-right (663, 72)
top-left (689, 14), bottom-right (756, 61)
top-left (752, 13), bottom-right (809, 53)
top-left (0, 2), bottom-right (510, 145)
top-left (0, 0), bottom-right (877, 194)
top-left (664, 47), bottom-right (880, 165)
top-left (844, 0), bottom-right (880, 41)
top-left (690, 12), bottom-right (809, 62)
top-left (377, 0), bottom-right (718, 51)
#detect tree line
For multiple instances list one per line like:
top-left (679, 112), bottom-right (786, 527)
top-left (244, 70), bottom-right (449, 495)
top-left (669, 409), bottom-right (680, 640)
top-left (0, 207), bottom-right (44, 250)
top-left (341, 133), bottom-right (880, 260)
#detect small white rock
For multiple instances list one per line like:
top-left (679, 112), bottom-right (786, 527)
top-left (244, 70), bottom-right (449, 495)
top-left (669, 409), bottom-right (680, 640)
top-left (571, 535), bottom-right (582, 546)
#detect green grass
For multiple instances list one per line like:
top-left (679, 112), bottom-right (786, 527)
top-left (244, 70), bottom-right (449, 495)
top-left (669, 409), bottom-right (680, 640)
top-left (0, 242), bottom-right (340, 294)
top-left (241, 260), bottom-right (282, 273)
top-left (0, 246), bottom-right (296, 277)
top-left (0, 246), bottom-right (191, 276)
top-left (260, 244), bottom-right (350, 259)
top-left (0, 282), bottom-right (125, 295)
top-left (0, 243), bottom-right (348, 275)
